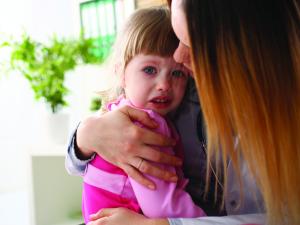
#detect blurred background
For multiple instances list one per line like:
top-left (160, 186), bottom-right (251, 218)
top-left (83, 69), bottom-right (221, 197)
top-left (0, 0), bottom-right (164, 224)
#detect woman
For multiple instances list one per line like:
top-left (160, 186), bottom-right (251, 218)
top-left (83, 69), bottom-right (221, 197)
top-left (67, 0), bottom-right (300, 224)
top-left (173, 1), bottom-right (300, 225)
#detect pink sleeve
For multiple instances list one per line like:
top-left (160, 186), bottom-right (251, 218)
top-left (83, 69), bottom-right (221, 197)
top-left (120, 104), bottom-right (206, 218)
top-left (129, 162), bottom-right (206, 218)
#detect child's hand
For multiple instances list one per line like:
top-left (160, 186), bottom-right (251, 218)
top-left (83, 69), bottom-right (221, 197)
top-left (88, 208), bottom-right (167, 225)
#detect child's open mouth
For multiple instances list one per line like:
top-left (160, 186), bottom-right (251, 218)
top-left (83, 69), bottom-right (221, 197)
top-left (150, 96), bottom-right (172, 108)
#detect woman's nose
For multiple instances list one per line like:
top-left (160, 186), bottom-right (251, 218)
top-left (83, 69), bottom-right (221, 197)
top-left (173, 42), bottom-right (191, 69)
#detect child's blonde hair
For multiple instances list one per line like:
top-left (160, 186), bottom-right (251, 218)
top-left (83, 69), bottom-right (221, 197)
top-left (113, 6), bottom-right (179, 73)
top-left (99, 6), bottom-right (179, 108)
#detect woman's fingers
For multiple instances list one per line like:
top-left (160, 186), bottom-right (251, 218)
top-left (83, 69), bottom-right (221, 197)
top-left (121, 139), bottom-right (181, 183)
top-left (89, 208), bottom-right (115, 220)
top-left (121, 105), bottom-right (158, 129)
top-left (138, 143), bottom-right (182, 166)
top-left (134, 157), bottom-right (179, 182)
top-left (129, 147), bottom-right (180, 178)
top-left (124, 124), bottom-right (182, 166)
top-left (88, 208), bottom-right (152, 225)
top-left (122, 164), bottom-right (156, 189)
top-left (139, 125), bottom-right (176, 147)
top-left (123, 159), bottom-right (178, 189)
top-left (88, 208), bottom-right (117, 225)
top-left (121, 106), bottom-right (177, 147)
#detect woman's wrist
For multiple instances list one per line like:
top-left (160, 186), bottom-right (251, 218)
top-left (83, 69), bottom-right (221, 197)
top-left (74, 129), bottom-right (94, 160)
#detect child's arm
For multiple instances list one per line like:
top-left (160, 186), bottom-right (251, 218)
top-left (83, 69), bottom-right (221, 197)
top-left (128, 154), bottom-right (206, 218)
top-left (127, 110), bottom-right (205, 218)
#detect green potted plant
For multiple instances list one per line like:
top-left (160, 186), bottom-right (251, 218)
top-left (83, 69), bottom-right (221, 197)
top-left (3, 33), bottom-right (103, 113)
top-left (1, 33), bottom-right (105, 144)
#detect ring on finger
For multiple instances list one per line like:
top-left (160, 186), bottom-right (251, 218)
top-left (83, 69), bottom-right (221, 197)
top-left (137, 158), bottom-right (144, 170)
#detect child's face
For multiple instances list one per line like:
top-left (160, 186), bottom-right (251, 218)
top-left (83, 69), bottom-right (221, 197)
top-left (122, 54), bottom-right (189, 115)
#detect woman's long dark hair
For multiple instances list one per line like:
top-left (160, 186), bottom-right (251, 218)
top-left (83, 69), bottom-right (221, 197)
top-left (174, 0), bottom-right (300, 224)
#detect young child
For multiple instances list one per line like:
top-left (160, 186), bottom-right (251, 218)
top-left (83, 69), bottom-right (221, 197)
top-left (82, 7), bottom-right (206, 223)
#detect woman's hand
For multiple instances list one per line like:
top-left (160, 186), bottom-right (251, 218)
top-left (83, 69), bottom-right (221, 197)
top-left (87, 208), bottom-right (169, 225)
top-left (76, 105), bottom-right (182, 189)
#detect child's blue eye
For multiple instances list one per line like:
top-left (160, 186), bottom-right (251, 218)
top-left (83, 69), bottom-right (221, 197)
top-left (143, 66), bottom-right (157, 75)
top-left (172, 70), bottom-right (186, 78)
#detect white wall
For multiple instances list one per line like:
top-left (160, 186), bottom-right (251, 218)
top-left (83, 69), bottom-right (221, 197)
top-left (0, 0), bottom-right (135, 193)
top-left (0, 0), bottom-right (80, 41)
top-left (29, 0), bottom-right (80, 41)
top-left (0, 0), bottom-right (81, 193)
top-left (0, 1), bottom-right (134, 224)
top-left (0, 0), bottom-right (32, 37)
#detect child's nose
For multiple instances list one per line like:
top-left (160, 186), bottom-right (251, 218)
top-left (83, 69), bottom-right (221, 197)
top-left (157, 77), bottom-right (171, 92)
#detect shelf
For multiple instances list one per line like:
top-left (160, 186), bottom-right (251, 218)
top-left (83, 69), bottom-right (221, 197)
top-left (28, 152), bottom-right (83, 225)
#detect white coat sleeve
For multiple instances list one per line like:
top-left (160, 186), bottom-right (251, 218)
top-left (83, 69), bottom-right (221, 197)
top-left (168, 213), bottom-right (265, 225)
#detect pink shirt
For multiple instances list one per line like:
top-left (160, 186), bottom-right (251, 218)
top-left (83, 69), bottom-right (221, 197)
top-left (82, 98), bottom-right (205, 222)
